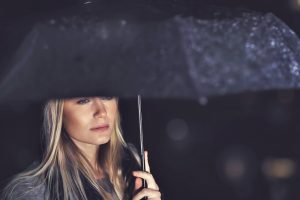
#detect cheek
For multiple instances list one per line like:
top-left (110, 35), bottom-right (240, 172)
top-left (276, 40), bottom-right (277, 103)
top-left (108, 103), bottom-right (118, 123)
top-left (63, 110), bottom-right (90, 137)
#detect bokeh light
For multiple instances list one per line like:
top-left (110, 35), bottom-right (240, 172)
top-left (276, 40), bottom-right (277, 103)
top-left (262, 158), bottom-right (297, 179)
top-left (166, 118), bottom-right (189, 141)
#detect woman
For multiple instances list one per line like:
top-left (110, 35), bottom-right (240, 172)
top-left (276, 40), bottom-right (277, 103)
top-left (2, 96), bottom-right (161, 200)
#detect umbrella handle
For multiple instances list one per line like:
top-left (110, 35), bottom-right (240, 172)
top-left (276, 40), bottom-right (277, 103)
top-left (138, 95), bottom-right (148, 200)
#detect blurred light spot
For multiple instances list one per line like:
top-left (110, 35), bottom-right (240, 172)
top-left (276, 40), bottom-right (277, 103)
top-left (262, 158), bottom-right (297, 179)
top-left (289, 0), bottom-right (300, 11)
top-left (166, 118), bottom-right (189, 141)
top-left (217, 146), bottom-right (257, 184)
top-left (224, 159), bottom-right (246, 181)
top-left (198, 97), bottom-right (208, 106)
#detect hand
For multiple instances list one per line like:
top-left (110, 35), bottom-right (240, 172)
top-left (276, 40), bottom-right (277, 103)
top-left (132, 151), bottom-right (161, 200)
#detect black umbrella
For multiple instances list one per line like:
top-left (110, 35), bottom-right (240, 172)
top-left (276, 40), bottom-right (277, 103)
top-left (0, 3), bottom-right (300, 104)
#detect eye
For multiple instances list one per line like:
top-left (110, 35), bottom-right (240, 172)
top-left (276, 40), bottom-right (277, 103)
top-left (77, 98), bottom-right (90, 104)
top-left (100, 96), bottom-right (114, 100)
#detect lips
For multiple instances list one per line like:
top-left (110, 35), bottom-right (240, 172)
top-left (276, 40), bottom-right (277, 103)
top-left (90, 124), bottom-right (109, 131)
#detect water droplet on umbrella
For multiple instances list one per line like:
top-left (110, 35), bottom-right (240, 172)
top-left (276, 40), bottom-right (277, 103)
top-left (120, 20), bottom-right (127, 26)
top-left (270, 39), bottom-right (276, 47)
top-left (97, 27), bottom-right (109, 39)
top-left (49, 19), bottom-right (56, 25)
top-left (84, 1), bottom-right (93, 4)
top-left (198, 97), bottom-right (208, 106)
top-left (245, 42), bottom-right (256, 50)
top-left (43, 44), bottom-right (49, 50)
top-left (289, 61), bottom-right (300, 76)
top-left (59, 25), bottom-right (66, 31)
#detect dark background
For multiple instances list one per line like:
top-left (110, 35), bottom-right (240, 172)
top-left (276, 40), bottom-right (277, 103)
top-left (1, 0), bottom-right (300, 199)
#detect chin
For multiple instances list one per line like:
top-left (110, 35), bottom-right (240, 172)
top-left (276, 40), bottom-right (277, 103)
top-left (95, 137), bottom-right (111, 145)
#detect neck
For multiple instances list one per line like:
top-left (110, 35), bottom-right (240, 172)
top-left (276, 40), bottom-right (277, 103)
top-left (71, 139), bottom-right (103, 178)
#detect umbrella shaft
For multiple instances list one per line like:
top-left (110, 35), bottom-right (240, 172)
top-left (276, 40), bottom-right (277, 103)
top-left (138, 95), bottom-right (148, 199)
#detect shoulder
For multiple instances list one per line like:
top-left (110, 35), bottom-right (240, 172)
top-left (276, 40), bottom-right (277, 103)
top-left (2, 164), bottom-right (48, 200)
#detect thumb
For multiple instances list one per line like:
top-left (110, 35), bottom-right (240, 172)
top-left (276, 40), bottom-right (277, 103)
top-left (134, 177), bottom-right (143, 192)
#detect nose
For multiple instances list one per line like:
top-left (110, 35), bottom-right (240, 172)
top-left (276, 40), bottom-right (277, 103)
top-left (93, 98), bottom-right (107, 118)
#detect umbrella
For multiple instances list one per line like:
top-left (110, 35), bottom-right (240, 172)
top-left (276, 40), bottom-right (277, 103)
top-left (0, 3), bottom-right (300, 104)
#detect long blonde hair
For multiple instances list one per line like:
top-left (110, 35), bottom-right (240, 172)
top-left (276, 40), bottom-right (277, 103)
top-left (2, 98), bottom-right (129, 200)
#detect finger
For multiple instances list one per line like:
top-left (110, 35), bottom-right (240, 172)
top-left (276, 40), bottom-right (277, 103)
top-left (132, 188), bottom-right (161, 200)
top-left (132, 171), bottom-right (159, 190)
top-left (145, 150), bottom-right (151, 173)
top-left (134, 177), bottom-right (143, 191)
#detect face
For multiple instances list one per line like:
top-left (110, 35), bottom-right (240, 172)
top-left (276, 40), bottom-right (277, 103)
top-left (62, 96), bottom-right (118, 148)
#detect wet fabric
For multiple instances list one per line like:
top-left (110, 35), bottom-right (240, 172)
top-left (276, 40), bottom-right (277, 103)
top-left (0, 5), bottom-right (299, 103)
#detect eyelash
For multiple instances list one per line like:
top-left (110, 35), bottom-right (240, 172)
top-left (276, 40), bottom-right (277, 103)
top-left (77, 98), bottom-right (90, 104)
top-left (77, 97), bottom-right (114, 104)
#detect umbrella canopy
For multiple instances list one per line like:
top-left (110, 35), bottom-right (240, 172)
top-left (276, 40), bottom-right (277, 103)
top-left (0, 3), bottom-right (300, 103)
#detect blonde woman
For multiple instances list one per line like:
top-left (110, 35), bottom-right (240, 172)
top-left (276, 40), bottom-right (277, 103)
top-left (2, 96), bottom-right (161, 200)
